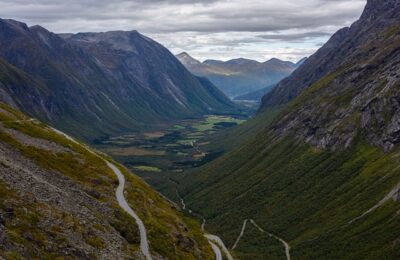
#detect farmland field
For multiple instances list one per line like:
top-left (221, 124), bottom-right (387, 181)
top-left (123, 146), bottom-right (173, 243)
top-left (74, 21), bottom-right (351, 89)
top-left (95, 115), bottom-right (247, 182)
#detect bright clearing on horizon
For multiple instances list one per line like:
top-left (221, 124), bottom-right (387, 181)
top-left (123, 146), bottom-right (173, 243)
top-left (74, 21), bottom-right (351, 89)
top-left (0, 0), bottom-right (366, 62)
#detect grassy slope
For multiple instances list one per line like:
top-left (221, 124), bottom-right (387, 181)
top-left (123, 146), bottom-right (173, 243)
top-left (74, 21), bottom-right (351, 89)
top-left (170, 19), bottom-right (400, 259)
top-left (171, 66), bottom-right (400, 259)
top-left (0, 103), bottom-right (213, 259)
top-left (177, 125), bottom-right (400, 259)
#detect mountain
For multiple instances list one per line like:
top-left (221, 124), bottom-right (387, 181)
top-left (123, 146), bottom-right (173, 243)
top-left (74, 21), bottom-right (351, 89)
top-left (166, 0), bottom-right (400, 259)
top-left (234, 84), bottom-right (276, 102)
top-left (260, 0), bottom-right (397, 111)
top-left (0, 19), bottom-right (237, 142)
top-left (176, 52), bottom-right (203, 67)
top-left (176, 52), bottom-right (302, 98)
top-left (0, 103), bottom-right (213, 259)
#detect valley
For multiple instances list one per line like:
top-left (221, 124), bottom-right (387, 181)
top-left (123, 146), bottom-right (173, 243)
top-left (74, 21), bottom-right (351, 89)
top-left (94, 114), bottom-right (248, 182)
top-left (1, 0), bottom-right (400, 259)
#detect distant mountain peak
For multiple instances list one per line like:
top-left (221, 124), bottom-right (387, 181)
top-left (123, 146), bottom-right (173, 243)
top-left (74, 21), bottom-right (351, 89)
top-left (176, 52), bottom-right (202, 66)
top-left (203, 59), bottom-right (225, 65)
top-left (264, 58), bottom-right (295, 68)
top-left (225, 58), bottom-right (260, 66)
top-left (267, 58), bottom-right (282, 62)
top-left (177, 54), bottom-right (299, 98)
top-left (177, 51), bottom-right (190, 57)
top-left (0, 18), bottom-right (29, 33)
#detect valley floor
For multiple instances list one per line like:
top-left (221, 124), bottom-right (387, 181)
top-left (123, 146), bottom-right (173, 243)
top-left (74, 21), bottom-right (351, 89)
top-left (95, 114), bottom-right (248, 182)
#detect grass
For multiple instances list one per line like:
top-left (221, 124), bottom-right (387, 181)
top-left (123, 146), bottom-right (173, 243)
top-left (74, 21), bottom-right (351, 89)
top-left (133, 166), bottom-right (162, 172)
top-left (114, 163), bottom-right (214, 259)
top-left (0, 103), bottom-right (214, 259)
top-left (104, 147), bottom-right (166, 156)
top-left (234, 221), bottom-right (285, 260)
top-left (96, 113), bottom-right (250, 175)
top-left (144, 132), bottom-right (165, 139)
top-left (173, 129), bottom-right (400, 259)
top-left (193, 115), bottom-right (245, 132)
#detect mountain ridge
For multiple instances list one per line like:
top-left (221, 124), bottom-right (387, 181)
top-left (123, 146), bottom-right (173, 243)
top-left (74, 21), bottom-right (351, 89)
top-left (0, 19), bottom-right (238, 141)
top-left (260, 0), bottom-right (400, 151)
top-left (176, 52), bottom-right (302, 98)
top-left (260, 0), bottom-right (400, 111)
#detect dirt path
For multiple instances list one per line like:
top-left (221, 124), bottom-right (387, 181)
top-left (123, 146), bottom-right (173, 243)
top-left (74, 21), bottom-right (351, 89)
top-left (349, 181), bottom-right (400, 224)
top-left (250, 220), bottom-right (290, 260)
top-left (231, 219), bottom-right (248, 250)
top-left (232, 219), bottom-right (291, 260)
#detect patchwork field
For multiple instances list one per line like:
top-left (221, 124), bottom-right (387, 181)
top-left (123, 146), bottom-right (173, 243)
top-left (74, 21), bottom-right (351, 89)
top-left (96, 115), bottom-right (247, 179)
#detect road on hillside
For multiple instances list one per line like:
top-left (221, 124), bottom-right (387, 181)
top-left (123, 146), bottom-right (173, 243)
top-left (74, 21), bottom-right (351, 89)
top-left (175, 189), bottom-right (233, 260)
top-left (107, 162), bottom-right (152, 260)
top-left (249, 219), bottom-right (291, 260)
top-left (209, 241), bottom-right (223, 260)
top-left (205, 234), bottom-right (234, 260)
top-left (50, 126), bottom-right (152, 260)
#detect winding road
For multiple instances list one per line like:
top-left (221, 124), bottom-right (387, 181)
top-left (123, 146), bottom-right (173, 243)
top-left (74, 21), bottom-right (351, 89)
top-left (205, 234), bottom-right (234, 260)
top-left (175, 190), bottom-right (233, 260)
top-left (50, 127), bottom-right (152, 259)
top-left (209, 241), bottom-right (223, 260)
top-left (232, 219), bottom-right (291, 260)
top-left (250, 220), bottom-right (291, 260)
top-left (107, 162), bottom-right (152, 260)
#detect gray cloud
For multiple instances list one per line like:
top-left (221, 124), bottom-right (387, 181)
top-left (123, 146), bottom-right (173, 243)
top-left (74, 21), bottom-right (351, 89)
top-left (258, 32), bottom-right (333, 42)
top-left (0, 0), bottom-right (367, 61)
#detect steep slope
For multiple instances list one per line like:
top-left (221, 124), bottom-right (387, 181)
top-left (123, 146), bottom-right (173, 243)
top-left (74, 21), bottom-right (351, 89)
top-left (169, 0), bottom-right (400, 259)
top-left (0, 19), bottom-right (237, 141)
top-left (0, 103), bottom-right (213, 259)
top-left (260, 0), bottom-right (399, 111)
top-left (176, 53), bottom-right (300, 98)
top-left (234, 84), bottom-right (276, 102)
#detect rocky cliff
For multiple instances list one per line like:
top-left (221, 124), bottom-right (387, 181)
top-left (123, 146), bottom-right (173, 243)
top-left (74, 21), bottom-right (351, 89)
top-left (261, 0), bottom-right (400, 151)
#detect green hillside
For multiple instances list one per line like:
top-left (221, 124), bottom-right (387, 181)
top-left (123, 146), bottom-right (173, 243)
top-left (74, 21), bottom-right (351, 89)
top-left (176, 125), bottom-right (400, 259)
top-left (166, 1), bottom-right (400, 259)
top-left (0, 103), bottom-right (213, 259)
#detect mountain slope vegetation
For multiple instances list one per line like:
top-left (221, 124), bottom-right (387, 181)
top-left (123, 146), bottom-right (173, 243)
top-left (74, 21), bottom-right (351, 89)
top-left (0, 103), bottom-right (213, 259)
top-left (169, 0), bottom-right (400, 259)
top-left (0, 19), bottom-right (238, 142)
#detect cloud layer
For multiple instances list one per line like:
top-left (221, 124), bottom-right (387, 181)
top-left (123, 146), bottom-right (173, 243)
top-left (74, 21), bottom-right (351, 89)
top-left (0, 0), bottom-right (366, 61)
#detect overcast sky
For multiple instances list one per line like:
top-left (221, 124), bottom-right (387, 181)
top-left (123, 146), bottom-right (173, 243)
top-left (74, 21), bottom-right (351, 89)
top-left (0, 0), bottom-right (367, 62)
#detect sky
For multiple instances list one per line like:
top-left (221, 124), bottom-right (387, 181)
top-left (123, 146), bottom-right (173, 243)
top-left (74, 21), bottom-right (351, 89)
top-left (0, 0), bottom-right (367, 62)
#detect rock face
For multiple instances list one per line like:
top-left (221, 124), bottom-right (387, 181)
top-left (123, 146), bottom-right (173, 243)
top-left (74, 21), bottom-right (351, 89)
top-left (176, 52), bottom-right (301, 98)
top-left (0, 19), bottom-right (237, 141)
top-left (261, 0), bottom-right (400, 151)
